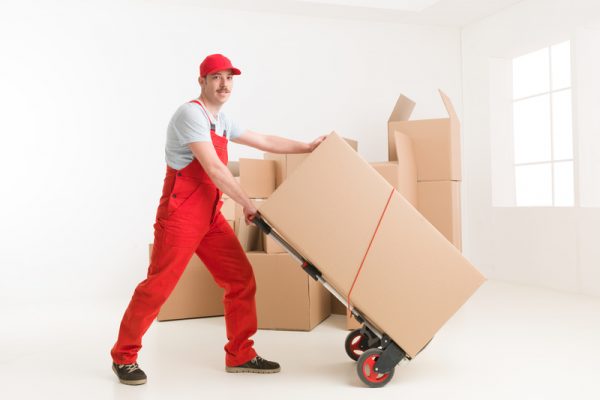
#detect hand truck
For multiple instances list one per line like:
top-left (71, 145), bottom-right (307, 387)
top-left (253, 214), bottom-right (426, 388)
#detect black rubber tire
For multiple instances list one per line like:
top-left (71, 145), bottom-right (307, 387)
top-left (344, 329), bottom-right (368, 361)
top-left (356, 348), bottom-right (395, 388)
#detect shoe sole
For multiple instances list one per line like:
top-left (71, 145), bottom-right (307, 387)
top-left (225, 366), bottom-right (281, 374)
top-left (112, 365), bottom-right (147, 385)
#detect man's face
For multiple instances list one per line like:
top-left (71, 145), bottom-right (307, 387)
top-left (200, 70), bottom-right (233, 104)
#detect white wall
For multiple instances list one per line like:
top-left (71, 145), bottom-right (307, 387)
top-left (461, 0), bottom-right (600, 295)
top-left (0, 0), bottom-right (462, 305)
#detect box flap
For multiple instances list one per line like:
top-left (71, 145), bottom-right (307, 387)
top-left (438, 89), bottom-right (458, 122)
top-left (388, 94), bottom-right (416, 123)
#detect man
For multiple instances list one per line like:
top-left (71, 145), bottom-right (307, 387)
top-left (111, 54), bottom-right (326, 385)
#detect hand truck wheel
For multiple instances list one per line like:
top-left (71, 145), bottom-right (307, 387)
top-left (356, 348), bottom-right (395, 388)
top-left (344, 328), bottom-right (380, 361)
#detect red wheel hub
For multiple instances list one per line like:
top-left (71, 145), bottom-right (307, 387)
top-left (350, 334), bottom-right (365, 356)
top-left (361, 354), bottom-right (390, 383)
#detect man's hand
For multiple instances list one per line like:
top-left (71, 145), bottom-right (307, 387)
top-left (308, 134), bottom-right (327, 152)
top-left (244, 204), bottom-right (258, 225)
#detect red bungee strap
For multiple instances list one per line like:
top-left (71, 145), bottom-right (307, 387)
top-left (347, 187), bottom-right (395, 310)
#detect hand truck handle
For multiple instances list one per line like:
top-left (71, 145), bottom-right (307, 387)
top-left (252, 214), bottom-right (272, 234)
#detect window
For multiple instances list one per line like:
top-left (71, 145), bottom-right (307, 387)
top-left (512, 41), bottom-right (574, 206)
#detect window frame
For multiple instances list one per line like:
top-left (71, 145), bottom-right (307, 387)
top-left (512, 41), bottom-right (576, 207)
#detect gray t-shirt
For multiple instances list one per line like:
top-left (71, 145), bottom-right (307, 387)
top-left (165, 101), bottom-right (244, 170)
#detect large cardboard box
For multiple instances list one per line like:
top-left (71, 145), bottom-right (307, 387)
top-left (265, 135), bottom-right (358, 188)
top-left (258, 133), bottom-right (484, 357)
top-left (417, 181), bottom-right (462, 250)
top-left (388, 90), bottom-right (461, 182)
top-left (150, 245), bottom-right (224, 321)
top-left (247, 252), bottom-right (331, 331)
top-left (239, 158), bottom-right (276, 198)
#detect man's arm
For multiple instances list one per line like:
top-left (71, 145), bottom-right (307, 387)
top-left (188, 141), bottom-right (256, 223)
top-left (232, 130), bottom-right (326, 154)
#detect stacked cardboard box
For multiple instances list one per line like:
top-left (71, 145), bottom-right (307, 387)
top-left (388, 90), bottom-right (463, 250)
top-left (246, 252), bottom-right (330, 331)
top-left (258, 133), bottom-right (485, 357)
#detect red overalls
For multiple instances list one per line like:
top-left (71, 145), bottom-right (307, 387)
top-left (111, 100), bottom-right (258, 367)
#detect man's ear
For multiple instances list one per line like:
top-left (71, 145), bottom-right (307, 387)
top-left (198, 76), bottom-right (204, 86)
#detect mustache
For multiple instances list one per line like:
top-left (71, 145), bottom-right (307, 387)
top-left (217, 88), bottom-right (230, 93)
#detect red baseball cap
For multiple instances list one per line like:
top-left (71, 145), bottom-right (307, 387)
top-left (199, 54), bottom-right (241, 77)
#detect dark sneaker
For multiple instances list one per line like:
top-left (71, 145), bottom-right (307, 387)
top-left (112, 362), bottom-right (147, 385)
top-left (226, 356), bottom-right (281, 374)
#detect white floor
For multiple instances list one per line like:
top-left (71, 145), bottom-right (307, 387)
top-left (2, 280), bottom-right (600, 399)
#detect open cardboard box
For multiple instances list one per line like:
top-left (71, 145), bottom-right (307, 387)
top-left (388, 90), bottom-right (461, 182)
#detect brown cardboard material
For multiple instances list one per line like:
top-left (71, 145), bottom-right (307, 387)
top-left (417, 181), bottom-right (462, 250)
top-left (388, 90), bottom-right (461, 182)
top-left (221, 195), bottom-right (235, 221)
top-left (393, 131), bottom-right (418, 204)
top-left (246, 252), bottom-right (331, 331)
top-left (264, 136), bottom-right (358, 188)
top-left (235, 217), bottom-right (262, 251)
top-left (347, 309), bottom-right (362, 330)
top-left (370, 132), bottom-right (417, 207)
top-left (258, 133), bottom-right (484, 358)
top-left (331, 295), bottom-right (346, 315)
top-left (150, 245), bottom-right (224, 321)
top-left (370, 162), bottom-right (399, 189)
top-left (262, 232), bottom-right (286, 254)
top-left (331, 295), bottom-right (362, 330)
top-left (239, 158), bottom-right (276, 198)
top-left (264, 153), bottom-right (309, 188)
